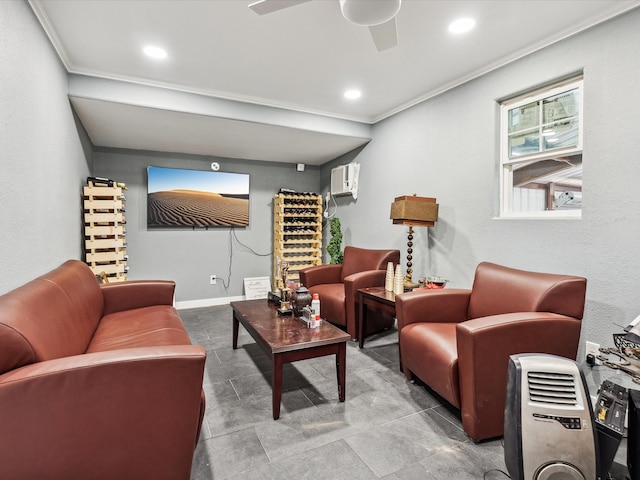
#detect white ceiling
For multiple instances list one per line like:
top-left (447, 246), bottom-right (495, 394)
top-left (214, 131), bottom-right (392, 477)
top-left (30, 0), bottom-right (639, 165)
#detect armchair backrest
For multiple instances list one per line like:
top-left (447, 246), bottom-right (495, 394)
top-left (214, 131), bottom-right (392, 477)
top-left (340, 246), bottom-right (401, 282)
top-left (467, 262), bottom-right (587, 320)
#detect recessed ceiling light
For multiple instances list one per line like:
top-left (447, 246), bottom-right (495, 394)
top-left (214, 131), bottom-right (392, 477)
top-left (344, 89), bottom-right (362, 100)
top-left (448, 17), bottom-right (476, 34)
top-left (143, 45), bottom-right (168, 60)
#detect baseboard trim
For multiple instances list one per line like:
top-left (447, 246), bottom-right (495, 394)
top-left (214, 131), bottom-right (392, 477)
top-left (175, 295), bottom-right (245, 310)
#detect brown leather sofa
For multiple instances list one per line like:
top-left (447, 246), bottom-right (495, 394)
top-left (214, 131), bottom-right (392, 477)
top-left (299, 246), bottom-right (400, 340)
top-left (396, 261), bottom-right (587, 442)
top-left (0, 260), bottom-right (206, 480)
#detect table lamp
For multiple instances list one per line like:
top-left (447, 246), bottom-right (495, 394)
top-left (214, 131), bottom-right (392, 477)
top-left (390, 194), bottom-right (439, 289)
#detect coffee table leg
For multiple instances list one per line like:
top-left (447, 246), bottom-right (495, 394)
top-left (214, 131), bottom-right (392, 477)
top-left (232, 312), bottom-right (239, 349)
top-left (272, 354), bottom-right (283, 419)
top-left (336, 343), bottom-right (346, 402)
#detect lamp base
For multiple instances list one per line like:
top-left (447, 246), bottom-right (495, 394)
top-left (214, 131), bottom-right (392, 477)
top-left (403, 274), bottom-right (419, 291)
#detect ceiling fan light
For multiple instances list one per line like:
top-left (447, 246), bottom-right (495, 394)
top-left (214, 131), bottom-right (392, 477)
top-left (340, 0), bottom-right (401, 27)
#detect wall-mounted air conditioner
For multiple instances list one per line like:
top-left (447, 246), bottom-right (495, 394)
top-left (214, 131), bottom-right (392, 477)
top-left (330, 163), bottom-right (360, 198)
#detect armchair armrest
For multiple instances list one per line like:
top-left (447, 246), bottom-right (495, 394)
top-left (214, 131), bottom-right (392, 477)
top-left (395, 289), bottom-right (472, 331)
top-left (0, 345), bottom-right (206, 479)
top-left (343, 269), bottom-right (386, 291)
top-left (299, 264), bottom-right (342, 287)
top-left (100, 280), bottom-right (176, 315)
top-left (343, 270), bottom-right (388, 337)
top-left (456, 312), bottom-right (582, 441)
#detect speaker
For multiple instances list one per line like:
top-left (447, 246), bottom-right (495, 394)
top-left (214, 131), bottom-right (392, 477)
top-left (628, 389), bottom-right (640, 480)
top-left (504, 353), bottom-right (600, 480)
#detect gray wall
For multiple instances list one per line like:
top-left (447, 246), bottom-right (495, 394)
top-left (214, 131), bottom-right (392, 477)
top-left (94, 148), bottom-right (320, 304)
top-left (322, 8), bottom-right (640, 354)
top-left (0, 0), bottom-right (92, 294)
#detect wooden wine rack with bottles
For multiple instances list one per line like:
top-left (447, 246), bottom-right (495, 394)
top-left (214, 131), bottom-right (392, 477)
top-left (83, 180), bottom-right (128, 283)
top-left (273, 192), bottom-right (323, 286)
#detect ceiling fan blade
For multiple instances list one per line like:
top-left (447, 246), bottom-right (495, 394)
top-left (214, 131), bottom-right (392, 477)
top-left (248, 0), bottom-right (311, 15)
top-left (368, 18), bottom-right (398, 52)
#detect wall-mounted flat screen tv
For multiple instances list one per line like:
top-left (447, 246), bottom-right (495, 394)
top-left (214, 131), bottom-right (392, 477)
top-left (147, 166), bottom-right (250, 228)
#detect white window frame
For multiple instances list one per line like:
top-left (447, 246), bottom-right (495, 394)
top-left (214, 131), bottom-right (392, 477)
top-left (499, 76), bottom-right (583, 219)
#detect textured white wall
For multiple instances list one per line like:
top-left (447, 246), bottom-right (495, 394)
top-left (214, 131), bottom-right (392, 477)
top-left (325, 8), bottom-right (640, 356)
top-left (0, 1), bottom-right (92, 294)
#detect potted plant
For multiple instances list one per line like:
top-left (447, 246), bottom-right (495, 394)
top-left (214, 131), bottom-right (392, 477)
top-left (327, 217), bottom-right (344, 264)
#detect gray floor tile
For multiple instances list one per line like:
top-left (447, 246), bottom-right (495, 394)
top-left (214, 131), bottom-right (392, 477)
top-left (191, 428), bottom-right (270, 480)
top-left (408, 440), bottom-right (508, 479)
top-left (344, 409), bottom-right (468, 477)
top-left (274, 440), bottom-right (378, 480)
top-left (226, 461), bottom-right (295, 480)
top-left (254, 401), bottom-right (373, 462)
top-left (205, 388), bottom-right (314, 438)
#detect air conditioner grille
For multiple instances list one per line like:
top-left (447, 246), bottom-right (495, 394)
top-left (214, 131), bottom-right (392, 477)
top-left (527, 371), bottom-right (577, 405)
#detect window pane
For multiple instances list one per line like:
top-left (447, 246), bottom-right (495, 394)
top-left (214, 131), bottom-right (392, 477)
top-left (513, 187), bottom-right (546, 212)
top-left (543, 89), bottom-right (579, 123)
top-left (508, 101), bottom-right (539, 133)
top-left (509, 129), bottom-right (539, 157)
top-left (510, 153), bottom-right (582, 212)
top-left (542, 119), bottom-right (579, 150)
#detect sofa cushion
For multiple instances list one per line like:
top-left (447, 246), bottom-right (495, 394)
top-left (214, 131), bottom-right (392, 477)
top-left (0, 261), bottom-right (103, 374)
top-left (86, 305), bottom-right (191, 353)
top-left (307, 283), bottom-right (346, 327)
top-left (400, 322), bottom-right (460, 408)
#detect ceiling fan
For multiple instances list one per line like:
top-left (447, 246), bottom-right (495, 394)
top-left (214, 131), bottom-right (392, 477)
top-left (248, 0), bottom-right (401, 52)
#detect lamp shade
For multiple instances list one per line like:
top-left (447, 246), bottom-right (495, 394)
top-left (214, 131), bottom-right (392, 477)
top-left (390, 195), bottom-right (438, 226)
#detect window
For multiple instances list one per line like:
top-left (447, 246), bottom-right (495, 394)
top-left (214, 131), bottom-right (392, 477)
top-left (500, 77), bottom-right (583, 217)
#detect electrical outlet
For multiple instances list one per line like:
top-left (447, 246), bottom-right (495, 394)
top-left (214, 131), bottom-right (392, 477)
top-left (585, 341), bottom-right (601, 365)
top-left (209, 275), bottom-right (217, 285)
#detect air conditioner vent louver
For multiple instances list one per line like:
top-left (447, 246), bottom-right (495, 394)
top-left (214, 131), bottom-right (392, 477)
top-left (527, 371), bottom-right (577, 405)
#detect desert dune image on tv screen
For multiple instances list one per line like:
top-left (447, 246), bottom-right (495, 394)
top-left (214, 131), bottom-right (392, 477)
top-left (147, 166), bottom-right (249, 228)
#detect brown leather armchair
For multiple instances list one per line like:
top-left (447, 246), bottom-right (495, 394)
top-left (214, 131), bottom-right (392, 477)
top-left (299, 246), bottom-right (400, 340)
top-left (395, 261), bottom-right (587, 442)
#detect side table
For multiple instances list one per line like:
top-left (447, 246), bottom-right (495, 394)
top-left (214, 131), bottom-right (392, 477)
top-left (357, 286), bottom-right (397, 348)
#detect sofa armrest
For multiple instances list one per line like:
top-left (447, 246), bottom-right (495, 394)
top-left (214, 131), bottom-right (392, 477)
top-left (456, 312), bottom-right (582, 441)
top-left (299, 264), bottom-right (342, 287)
top-left (395, 289), bottom-right (472, 331)
top-left (100, 280), bottom-right (176, 315)
top-left (0, 345), bottom-right (206, 480)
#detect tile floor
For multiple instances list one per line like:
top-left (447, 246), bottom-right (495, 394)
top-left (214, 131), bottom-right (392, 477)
top-left (181, 305), bottom-right (509, 480)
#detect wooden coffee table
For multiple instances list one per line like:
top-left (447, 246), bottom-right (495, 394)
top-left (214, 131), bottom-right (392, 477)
top-left (231, 299), bottom-right (350, 419)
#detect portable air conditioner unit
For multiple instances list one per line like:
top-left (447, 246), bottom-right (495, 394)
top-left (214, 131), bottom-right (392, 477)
top-left (504, 353), bottom-right (600, 480)
top-left (330, 164), bottom-right (359, 197)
